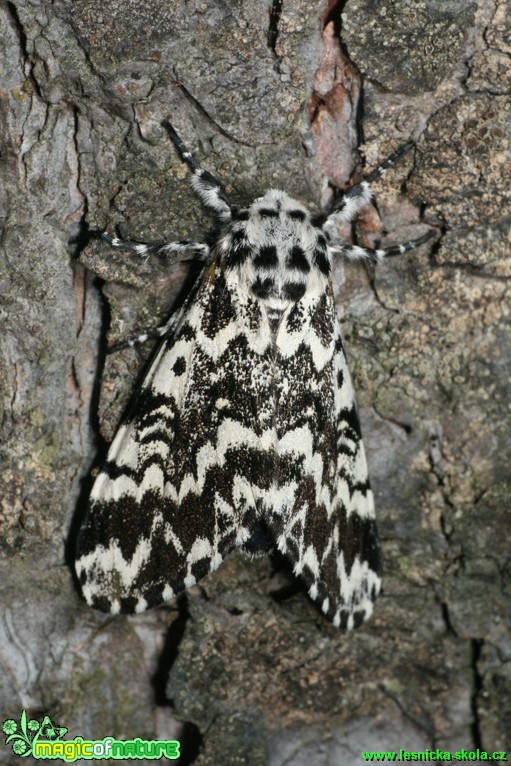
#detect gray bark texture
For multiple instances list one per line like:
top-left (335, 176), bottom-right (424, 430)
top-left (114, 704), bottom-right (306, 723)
top-left (0, 0), bottom-right (509, 763)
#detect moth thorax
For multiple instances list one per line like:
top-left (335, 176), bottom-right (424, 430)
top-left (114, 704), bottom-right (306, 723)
top-left (224, 192), bottom-right (331, 311)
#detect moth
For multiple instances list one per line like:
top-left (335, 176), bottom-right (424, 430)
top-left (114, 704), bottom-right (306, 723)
top-left (75, 121), bottom-right (434, 629)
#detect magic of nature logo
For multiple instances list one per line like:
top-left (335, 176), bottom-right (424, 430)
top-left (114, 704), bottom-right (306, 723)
top-left (2, 710), bottom-right (180, 761)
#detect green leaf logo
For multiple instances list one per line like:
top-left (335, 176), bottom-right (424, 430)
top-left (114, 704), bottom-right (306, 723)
top-left (40, 716), bottom-right (67, 741)
top-left (3, 710), bottom-right (66, 758)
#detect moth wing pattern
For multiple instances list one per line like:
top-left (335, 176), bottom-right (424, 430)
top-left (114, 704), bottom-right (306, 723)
top-left (76, 264), bottom-right (248, 614)
top-left (76, 262), bottom-right (291, 614)
top-left (256, 283), bottom-right (381, 629)
top-left (76, 119), bottom-right (434, 627)
top-left (76, 261), bottom-right (381, 626)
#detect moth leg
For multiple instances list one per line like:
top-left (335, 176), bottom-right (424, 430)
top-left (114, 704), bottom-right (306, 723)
top-left (325, 142), bottom-right (414, 225)
top-left (162, 119), bottom-right (232, 221)
top-left (102, 232), bottom-right (210, 263)
top-left (102, 233), bottom-right (207, 352)
top-left (108, 319), bottom-right (176, 352)
top-left (331, 229), bottom-right (436, 264)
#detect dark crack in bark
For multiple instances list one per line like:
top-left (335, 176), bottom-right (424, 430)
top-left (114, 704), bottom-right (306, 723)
top-left (470, 638), bottom-right (484, 751)
top-left (171, 75), bottom-right (253, 147)
top-left (6, 0), bottom-right (42, 99)
top-left (267, 0), bottom-right (283, 52)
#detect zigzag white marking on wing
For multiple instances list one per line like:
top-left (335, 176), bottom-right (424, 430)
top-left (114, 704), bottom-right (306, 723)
top-left (140, 463), bottom-right (165, 494)
top-left (163, 517), bottom-right (185, 554)
top-left (262, 481), bottom-right (299, 518)
top-left (79, 537), bottom-right (152, 603)
top-left (334, 479), bottom-right (374, 518)
top-left (332, 318), bottom-right (376, 520)
top-left (91, 471), bottom-right (139, 502)
top-left (275, 295), bottom-right (334, 369)
top-left (335, 551), bottom-right (380, 614)
top-left (175, 420), bottom-right (277, 502)
top-left (107, 424), bottom-right (140, 470)
top-left (279, 425), bottom-right (332, 508)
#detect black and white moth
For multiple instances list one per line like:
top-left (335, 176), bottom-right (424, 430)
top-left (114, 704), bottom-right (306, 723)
top-left (75, 121), bottom-right (434, 629)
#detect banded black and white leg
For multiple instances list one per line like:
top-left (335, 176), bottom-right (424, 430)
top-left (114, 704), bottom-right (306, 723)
top-left (108, 318), bottom-right (179, 353)
top-left (326, 142), bottom-right (415, 226)
top-left (101, 232), bottom-right (210, 263)
top-left (331, 229), bottom-right (436, 264)
top-left (101, 234), bottom-right (210, 352)
top-left (162, 119), bottom-right (233, 221)
top-left (101, 119), bottom-right (233, 352)
top-left (323, 142), bottom-right (435, 262)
